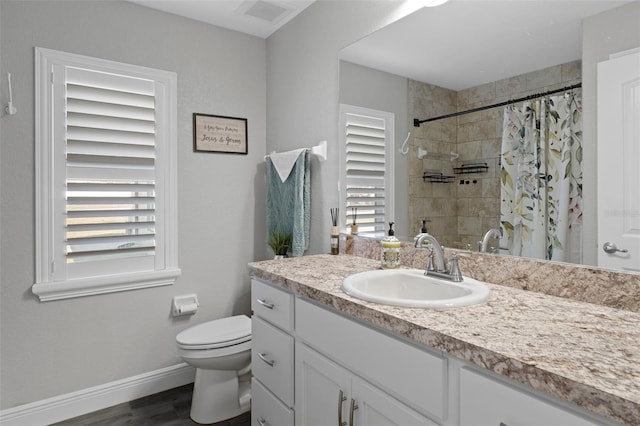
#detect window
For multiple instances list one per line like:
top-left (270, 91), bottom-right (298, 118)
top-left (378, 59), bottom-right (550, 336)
top-left (33, 48), bottom-right (180, 301)
top-left (339, 104), bottom-right (394, 234)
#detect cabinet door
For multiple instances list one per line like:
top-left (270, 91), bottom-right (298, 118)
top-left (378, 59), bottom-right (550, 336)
top-left (351, 377), bottom-right (439, 426)
top-left (295, 342), bottom-right (351, 426)
top-left (459, 368), bottom-right (603, 426)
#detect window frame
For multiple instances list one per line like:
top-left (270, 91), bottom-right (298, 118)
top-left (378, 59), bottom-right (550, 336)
top-left (339, 104), bottom-right (395, 234)
top-left (33, 47), bottom-right (180, 301)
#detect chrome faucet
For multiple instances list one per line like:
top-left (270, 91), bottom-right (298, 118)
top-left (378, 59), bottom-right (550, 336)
top-left (414, 233), bottom-right (463, 282)
top-left (479, 227), bottom-right (502, 253)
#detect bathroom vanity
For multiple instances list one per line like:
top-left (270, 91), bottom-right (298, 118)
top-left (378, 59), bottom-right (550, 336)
top-left (249, 254), bottom-right (639, 426)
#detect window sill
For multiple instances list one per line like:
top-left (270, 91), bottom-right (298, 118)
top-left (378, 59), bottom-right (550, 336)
top-left (32, 268), bottom-right (181, 302)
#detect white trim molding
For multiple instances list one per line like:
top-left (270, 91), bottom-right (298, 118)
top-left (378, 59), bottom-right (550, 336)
top-left (32, 268), bottom-right (181, 302)
top-left (33, 47), bottom-right (180, 302)
top-left (0, 363), bottom-right (195, 426)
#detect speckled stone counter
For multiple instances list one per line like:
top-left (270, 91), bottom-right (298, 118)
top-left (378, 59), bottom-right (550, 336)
top-left (249, 254), bottom-right (640, 425)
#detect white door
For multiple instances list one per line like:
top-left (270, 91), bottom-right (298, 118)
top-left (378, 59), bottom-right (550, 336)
top-left (597, 49), bottom-right (640, 272)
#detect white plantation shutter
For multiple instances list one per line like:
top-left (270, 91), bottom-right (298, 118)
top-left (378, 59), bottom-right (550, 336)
top-left (65, 67), bottom-right (157, 272)
top-left (34, 48), bottom-right (179, 301)
top-left (340, 105), bottom-right (394, 233)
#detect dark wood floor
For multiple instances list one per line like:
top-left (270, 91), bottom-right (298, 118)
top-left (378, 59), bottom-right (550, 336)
top-left (52, 384), bottom-right (251, 426)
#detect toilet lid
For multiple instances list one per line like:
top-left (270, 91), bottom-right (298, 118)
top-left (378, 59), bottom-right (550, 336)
top-left (176, 315), bottom-right (251, 349)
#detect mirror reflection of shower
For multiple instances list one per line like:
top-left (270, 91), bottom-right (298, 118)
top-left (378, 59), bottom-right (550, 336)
top-left (408, 62), bottom-right (582, 257)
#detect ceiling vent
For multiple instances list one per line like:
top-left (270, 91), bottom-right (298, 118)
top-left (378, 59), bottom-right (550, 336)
top-left (237, 0), bottom-right (291, 23)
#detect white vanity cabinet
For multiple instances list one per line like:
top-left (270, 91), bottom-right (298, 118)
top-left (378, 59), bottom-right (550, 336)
top-left (459, 368), bottom-right (606, 426)
top-left (251, 276), bottom-right (614, 426)
top-left (251, 279), bottom-right (295, 426)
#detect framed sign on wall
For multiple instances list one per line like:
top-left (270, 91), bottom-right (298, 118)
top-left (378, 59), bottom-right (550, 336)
top-left (193, 113), bottom-right (248, 155)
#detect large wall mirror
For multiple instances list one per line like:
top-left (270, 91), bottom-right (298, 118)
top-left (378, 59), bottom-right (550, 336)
top-left (338, 0), bottom-right (639, 274)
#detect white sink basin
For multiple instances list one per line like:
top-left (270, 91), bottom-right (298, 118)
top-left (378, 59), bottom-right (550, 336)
top-left (342, 269), bottom-right (490, 309)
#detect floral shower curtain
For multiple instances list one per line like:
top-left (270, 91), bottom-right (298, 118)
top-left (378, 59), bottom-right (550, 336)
top-left (500, 92), bottom-right (583, 263)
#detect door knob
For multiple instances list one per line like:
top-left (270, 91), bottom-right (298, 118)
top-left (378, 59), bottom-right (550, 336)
top-left (603, 242), bottom-right (629, 254)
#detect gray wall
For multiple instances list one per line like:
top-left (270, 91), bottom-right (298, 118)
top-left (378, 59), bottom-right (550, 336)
top-left (582, 1), bottom-right (640, 266)
top-left (0, 1), bottom-right (266, 408)
top-left (339, 61), bottom-right (410, 237)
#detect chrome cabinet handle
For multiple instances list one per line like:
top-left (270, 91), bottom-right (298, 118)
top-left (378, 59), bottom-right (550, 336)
top-left (256, 298), bottom-right (274, 309)
top-left (603, 242), bottom-right (629, 254)
top-left (349, 398), bottom-right (359, 426)
top-left (257, 352), bottom-right (275, 366)
top-left (337, 390), bottom-right (347, 426)
top-left (257, 418), bottom-right (268, 426)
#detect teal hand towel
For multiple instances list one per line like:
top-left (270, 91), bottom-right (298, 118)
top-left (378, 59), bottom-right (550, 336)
top-left (266, 150), bottom-right (310, 257)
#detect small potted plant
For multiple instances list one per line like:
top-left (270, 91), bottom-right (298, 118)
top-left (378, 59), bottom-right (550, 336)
top-left (268, 231), bottom-right (292, 259)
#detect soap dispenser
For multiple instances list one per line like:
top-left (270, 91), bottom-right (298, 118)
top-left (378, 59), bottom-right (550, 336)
top-left (381, 222), bottom-right (401, 269)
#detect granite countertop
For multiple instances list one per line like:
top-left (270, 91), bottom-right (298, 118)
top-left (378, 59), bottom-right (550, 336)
top-left (249, 254), bottom-right (640, 425)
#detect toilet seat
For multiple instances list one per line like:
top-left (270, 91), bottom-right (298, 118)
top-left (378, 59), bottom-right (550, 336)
top-left (177, 315), bottom-right (251, 350)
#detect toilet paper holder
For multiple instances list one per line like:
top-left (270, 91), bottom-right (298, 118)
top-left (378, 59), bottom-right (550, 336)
top-left (172, 294), bottom-right (199, 316)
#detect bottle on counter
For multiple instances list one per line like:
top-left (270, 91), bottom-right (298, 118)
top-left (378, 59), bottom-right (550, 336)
top-left (330, 207), bottom-right (339, 255)
top-left (381, 222), bottom-right (401, 269)
top-left (331, 225), bottom-right (340, 255)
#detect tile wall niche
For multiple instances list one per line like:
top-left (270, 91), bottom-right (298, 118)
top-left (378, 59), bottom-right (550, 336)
top-left (408, 60), bottom-right (582, 249)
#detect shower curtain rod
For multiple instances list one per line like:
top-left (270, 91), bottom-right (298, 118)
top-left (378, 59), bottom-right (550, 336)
top-left (413, 83), bottom-right (582, 127)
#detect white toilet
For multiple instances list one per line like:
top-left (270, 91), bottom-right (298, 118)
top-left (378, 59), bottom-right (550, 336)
top-left (176, 315), bottom-right (252, 424)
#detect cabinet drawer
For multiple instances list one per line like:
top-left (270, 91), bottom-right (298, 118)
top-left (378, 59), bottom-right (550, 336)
top-left (459, 367), bottom-right (604, 426)
top-left (295, 299), bottom-right (447, 420)
top-left (251, 279), bottom-right (294, 332)
top-left (252, 316), bottom-right (294, 407)
top-left (252, 378), bottom-right (294, 426)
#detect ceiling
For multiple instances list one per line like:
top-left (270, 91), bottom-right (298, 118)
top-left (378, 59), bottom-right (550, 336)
top-left (339, 0), bottom-right (632, 90)
top-left (128, 0), bottom-right (633, 89)
top-left (129, 0), bottom-right (316, 38)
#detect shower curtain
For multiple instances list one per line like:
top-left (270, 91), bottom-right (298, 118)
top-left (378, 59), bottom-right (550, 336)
top-left (500, 92), bottom-right (583, 263)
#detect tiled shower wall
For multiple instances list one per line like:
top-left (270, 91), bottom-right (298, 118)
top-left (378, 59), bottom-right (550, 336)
top-left (408, 83), bottom-right (458, 242)
top-left (408, 60), bottom-right (581, 249)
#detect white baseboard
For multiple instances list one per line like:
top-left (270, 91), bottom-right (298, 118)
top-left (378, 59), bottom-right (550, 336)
top-left (0, 363), bottom-right (195, 426)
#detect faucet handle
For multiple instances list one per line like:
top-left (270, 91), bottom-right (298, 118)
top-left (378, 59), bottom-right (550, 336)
top-left (427, 248), bottom-right (436, 271)
top-left (448, 253), bottom-right (463, 282)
